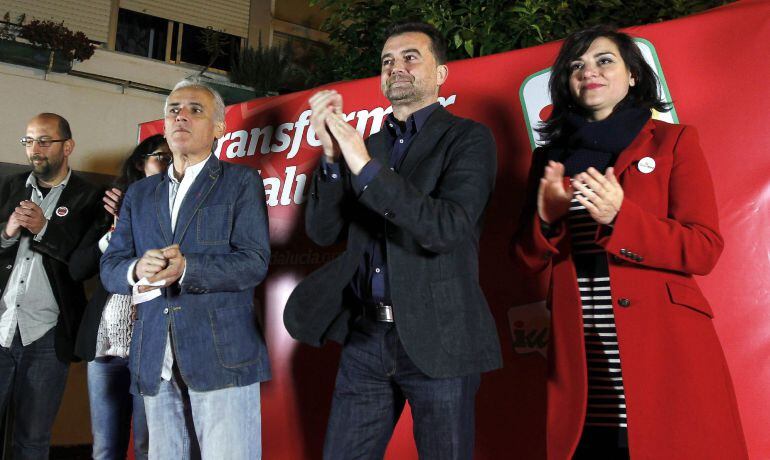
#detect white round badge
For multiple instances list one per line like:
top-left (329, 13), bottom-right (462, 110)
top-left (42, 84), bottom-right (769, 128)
top-left (55, 206), bottom-right (69, 217)
top-left (637, 157), bottom-right (656, 174)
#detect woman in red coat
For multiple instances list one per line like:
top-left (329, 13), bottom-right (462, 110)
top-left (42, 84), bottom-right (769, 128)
top-left (512, 26), bottom-right (748, 459)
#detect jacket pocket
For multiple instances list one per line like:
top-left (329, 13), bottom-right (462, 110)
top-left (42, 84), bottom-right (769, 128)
top-left (430, 277), bottom-right (481, 356)
top-left (196, 204), bottom-right (233, 245)
top-left (209, 304), bottom-right (262, 368)
top-left (666, 281), bottom-right (713, 318)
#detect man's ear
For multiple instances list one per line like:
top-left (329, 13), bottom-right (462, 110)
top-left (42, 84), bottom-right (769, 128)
top-left (63, 139), bottom-right (75, 157)
top-left (214, 121), bottom-right (226, 139)
top-left (436, 64), bottom-right (449, 86)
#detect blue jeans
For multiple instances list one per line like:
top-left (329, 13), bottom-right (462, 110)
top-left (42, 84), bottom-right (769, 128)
top-left (88, 357), bottom-right (148, 460)
top-left (323, 317), bottom-right (481, 460)
top-left (142, 366), bottom-right (261, 459)
top-left (0, 326), bottom-right (69, 460)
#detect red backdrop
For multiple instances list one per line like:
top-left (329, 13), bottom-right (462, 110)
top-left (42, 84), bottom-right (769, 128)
top-left (139, 1), bottom-right (770, 457)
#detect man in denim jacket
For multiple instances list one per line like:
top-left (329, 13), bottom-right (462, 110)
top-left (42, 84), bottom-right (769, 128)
top-left (101, 80), bottom-right (271, 458)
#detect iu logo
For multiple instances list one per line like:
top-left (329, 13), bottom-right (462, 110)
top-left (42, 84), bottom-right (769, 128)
top-left (519, 38), bottom-right (679, 150)
top-left (508, 301), bottom-right (550, 358)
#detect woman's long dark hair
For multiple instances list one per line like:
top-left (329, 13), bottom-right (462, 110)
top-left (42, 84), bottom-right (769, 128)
top-left (113, 134), bottom-right (167, 191)
top-left (538, 25), bottom-right (671, 146)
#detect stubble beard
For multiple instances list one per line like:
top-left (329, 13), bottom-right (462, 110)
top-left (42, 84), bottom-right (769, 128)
top-left (30, 155), bottom-right (61, 182)
top-left (385, 75), bottom-right (426, 105)
top-left (386, 84), bottom-right (417, 103)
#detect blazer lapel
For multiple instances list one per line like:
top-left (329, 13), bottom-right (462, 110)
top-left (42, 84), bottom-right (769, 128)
top-left (16, 175), bottom-right (34, 204)
top-left (33, 172), bottom-right (85, 215)
top-left (155, 176), bottom-right (172, 246)
top-left (54, 173), bottom-right (78, 204)
top-left (172, 155), bottom-right (221, 245)
top-left (613, 119), bottom-right (656, 180)
top-left (399, 107), bottom-right (455, 178)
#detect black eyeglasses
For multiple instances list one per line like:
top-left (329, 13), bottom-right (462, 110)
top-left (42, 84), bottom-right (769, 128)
top-left (20, 136), bottom-right (70, 148)
top-left (144, 151), bottom-right (173, 164)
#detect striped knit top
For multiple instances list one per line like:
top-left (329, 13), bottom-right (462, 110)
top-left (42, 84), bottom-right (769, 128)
top-left (568, 190), bottom-right (628, 430)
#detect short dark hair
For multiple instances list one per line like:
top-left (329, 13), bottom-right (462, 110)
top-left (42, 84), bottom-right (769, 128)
top-left (37, 113), bottom-right (72, 139)
top-left (538, 25), bottom-right (671, 145)
top-left (114, 134), bottom-right (168, 191)
top-left (385, 22), bottom-right (448, 65)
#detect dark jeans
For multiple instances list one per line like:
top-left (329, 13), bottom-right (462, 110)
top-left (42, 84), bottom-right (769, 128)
top-left (323, 317), bottom-right (480, 460)
top-left (88, 357), bottom-right (148, 460)
top-left (0, 327), bottom-right (69, 460)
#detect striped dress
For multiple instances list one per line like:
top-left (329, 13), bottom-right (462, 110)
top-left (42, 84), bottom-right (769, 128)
top-left (568, 190), bottom-right (628, 435)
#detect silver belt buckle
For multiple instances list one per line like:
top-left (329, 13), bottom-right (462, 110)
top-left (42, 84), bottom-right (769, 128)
top-left (375, 302), bottom-right (394, 322)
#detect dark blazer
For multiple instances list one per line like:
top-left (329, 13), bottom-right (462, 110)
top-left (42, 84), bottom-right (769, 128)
top-left (101, 155), bottom-right (272, 395)
top-left (284, 106), bottom-right (502, 378)
top-left (0, 171), bottom-right (101, 362)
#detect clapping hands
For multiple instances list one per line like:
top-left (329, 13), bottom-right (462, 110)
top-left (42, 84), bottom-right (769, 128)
top-left (308, 90), bottom-right (372, 174)
top-left (135, 244), bottom-right (186, 292)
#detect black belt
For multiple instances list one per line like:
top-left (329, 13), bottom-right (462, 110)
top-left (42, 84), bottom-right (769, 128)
top-left (362, 302), bottom-right (394, 322)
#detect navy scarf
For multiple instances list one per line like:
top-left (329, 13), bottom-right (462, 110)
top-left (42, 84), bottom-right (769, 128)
top-left (547, 106), bottom-right (651, 176)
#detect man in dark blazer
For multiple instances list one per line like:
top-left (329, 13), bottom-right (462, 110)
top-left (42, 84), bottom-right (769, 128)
top-left (101, 80), bottom-right (271, 458)
top-left (0, 113), bottom-right (101, 458)
top-left (284, 22), bottom-right (502, 459)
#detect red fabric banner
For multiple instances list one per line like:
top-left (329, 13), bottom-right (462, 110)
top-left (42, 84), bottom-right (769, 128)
top-left (139, 1), bottom-right (770, 457)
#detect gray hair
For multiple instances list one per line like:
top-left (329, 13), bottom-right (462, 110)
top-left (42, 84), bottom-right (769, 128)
top-left (164, 78), bottom-right (226, 124)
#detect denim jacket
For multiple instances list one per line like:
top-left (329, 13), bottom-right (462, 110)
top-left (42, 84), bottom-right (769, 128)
top-left (101, 155), bottom-right (271, 395)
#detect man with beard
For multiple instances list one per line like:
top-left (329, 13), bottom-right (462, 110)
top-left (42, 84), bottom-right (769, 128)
top-left (0, 113), bottom-right (101, 458)
top-left (285, 23), bottom-right (501, 459)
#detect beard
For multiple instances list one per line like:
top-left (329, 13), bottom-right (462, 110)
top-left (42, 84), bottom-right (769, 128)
top-left (29, 154), bottom-right (63, 181)
top-left (384, 76), bottom-right (422, 103)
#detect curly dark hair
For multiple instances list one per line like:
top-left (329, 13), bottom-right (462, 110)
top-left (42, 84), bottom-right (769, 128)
top-left (113, 134), bottom-right (167, 191)
top-left (538, 25), bottom-right (671, 145)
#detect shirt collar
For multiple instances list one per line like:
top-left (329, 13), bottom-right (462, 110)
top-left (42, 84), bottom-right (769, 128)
top-left (26, 168), bottom-right (72, 191)
top-left (384, 102), bottom-right (440, 137)
top-left (168, 154), bottom-right (211, 185)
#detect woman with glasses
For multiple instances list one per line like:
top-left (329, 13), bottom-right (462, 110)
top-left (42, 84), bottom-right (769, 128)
top-left (69, 134), bottom-right (170, 460)
top-left (511, 26), bottom-right (748, 459)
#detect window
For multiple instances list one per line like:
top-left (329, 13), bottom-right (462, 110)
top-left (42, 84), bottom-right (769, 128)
top-left (115, 9), bottom-right (168, 60)
top-left (179, 24), bottom-right (241, 71)
top-left (115, 9), bottom-right (241, 72)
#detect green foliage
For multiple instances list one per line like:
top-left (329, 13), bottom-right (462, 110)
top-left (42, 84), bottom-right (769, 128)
top-left (18, 19), bottom-right (94, 61)
top-left (308, 0), bottom-right (731, 85)
top-left (0, 12), bottom-right (25, 41)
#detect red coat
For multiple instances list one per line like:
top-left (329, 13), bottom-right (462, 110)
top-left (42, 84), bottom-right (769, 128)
top-left (513, 120), bottom-right (748, 459)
